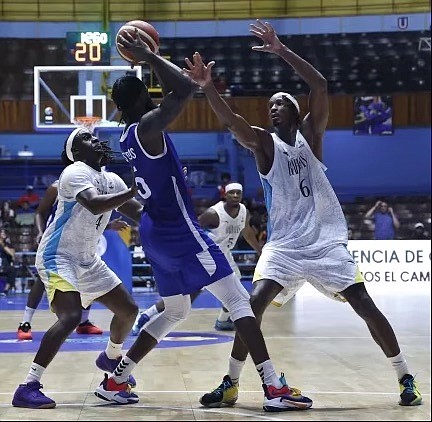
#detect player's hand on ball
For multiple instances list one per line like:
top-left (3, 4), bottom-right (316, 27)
top-left (117, 28), bottom-right (153, 66)
top-left (183, 52), bottom-right (215, 89)
top-left (250, 19), bottom-right (283, 54)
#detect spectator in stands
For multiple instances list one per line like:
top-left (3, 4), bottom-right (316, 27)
top-left (410, 222), bottom-right (429, 240)
top-left (14, 201), bottom-right (35, 226)
top-left (0, 200), bottom-right (15, 228)
top-left (0, 228), bottom-right (16, 295)
top-left (348, 226), bottom-right (354, 240)
top-left (17, 185), bottom-right (40, 209)
top-left (364, 200), bottom-right (400, 240)
top-left (216, 172), bottom-right (232, 199)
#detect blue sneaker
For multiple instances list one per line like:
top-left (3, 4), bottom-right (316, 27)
top-left (215, 318), bottom-right (235, 331)
top-left (96, 352), bottom-right (136, 388)
top-left (95, 373), bottom-right (139, 405)
top-left (12, 381), bottom-right (56, 409)
top-left (131, 312), bottom-right (150, 336)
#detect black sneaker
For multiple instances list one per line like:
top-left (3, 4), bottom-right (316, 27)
top-left (399, 374), bottom-right (422, 406)
top-left (199, 375), bottom-right (238, 408)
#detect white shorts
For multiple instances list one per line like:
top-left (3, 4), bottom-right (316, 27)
top-left (36, 254), bottom-right (122, 309)
top-left (224, 251), bottom-right (241, 279)
top-left (253, 244), bottom-right (364, 307)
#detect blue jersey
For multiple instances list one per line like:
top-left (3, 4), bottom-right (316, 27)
top-left (120, 124), bottom-right (213, 258)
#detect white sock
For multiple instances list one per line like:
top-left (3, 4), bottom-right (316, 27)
top-left (256, 359), bottom-right (283, 388)
top-left (228, 356), bottom-right (245, 385)
top-left (24, 362), bottom-right (45, 383)
top-left (112, 356), bottom-right (137, 383)
top-left (22, 306), bottom-right (36, 324)
top-left (105, 339), bottom-right (123, 359)
top-left (80, 308), bottom-right (90, 324)
top-left (218, 307), bottom-right (230, 322)
top-left (144, 305), bottom-right (159, 319)
top-left (389, 352), bottom-right (410, 380)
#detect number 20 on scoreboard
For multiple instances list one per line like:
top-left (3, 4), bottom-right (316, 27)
top-left (66, 31), bottom-right (111, 65)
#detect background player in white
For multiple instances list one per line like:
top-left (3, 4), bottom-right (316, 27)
top-left (184, 19), bottom-right (422, 407)
top-left (12, 128), bottom-right (144, 409)
top-left (131, 182), bottom-right (262, 334)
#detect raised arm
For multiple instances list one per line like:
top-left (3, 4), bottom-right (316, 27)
top-left (365, 201), bottom-right (381, 219)
top-left (117, 30), bottom-right (198, 147)
top-left (184, 52), bottom-right (274, 174)
top-left (389, 206), bottom-right (400, 230)
top-left (250, 20), bottom-right (328, 161)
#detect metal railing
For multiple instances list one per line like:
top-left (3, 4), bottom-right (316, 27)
top-left (0, 0), bottom-right (430, 21)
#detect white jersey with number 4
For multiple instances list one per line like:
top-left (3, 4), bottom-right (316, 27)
top-left (36, 161), bottom-right (128, 267)
top-left (260, 131), bottom-right (347, 252)
top-left (209, 201), bottom-right (247, 253)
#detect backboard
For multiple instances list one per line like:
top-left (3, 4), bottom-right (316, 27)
top-left (33, 65), bottom-right (143, 131)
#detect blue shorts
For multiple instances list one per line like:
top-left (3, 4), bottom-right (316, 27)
top-left (146, 243), bottom-right (234, 297)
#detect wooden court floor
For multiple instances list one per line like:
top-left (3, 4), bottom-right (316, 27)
top-left (0, 292), bottom-right (430, 421)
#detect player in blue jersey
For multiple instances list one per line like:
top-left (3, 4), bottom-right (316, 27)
top-left (184, 19), bottom-right (422, 408)
top-left (94, 29), bottom-right (312, 412)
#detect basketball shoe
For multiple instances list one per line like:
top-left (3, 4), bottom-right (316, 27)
top-left (17, 322), bottom-right (32, 340)
top-left (12, 381), bottom-right (56, 409)
top-left (199, 375), bottom-right (238, 407)
top-left (95, 351), bottom-right (136, 388)
top-left (214, 317), bottom-right (235, 331)
top-left (399, 374), bottom-right (422, 406)
top-left (262, 373), bottom-right (313, 412)
top-left (95, 373), bottom-right (139, 404)
top-left (76, 320), bottom-right (103, 334)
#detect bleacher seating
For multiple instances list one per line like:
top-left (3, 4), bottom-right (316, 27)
top-left (0, 30), bottom-right (430, 100)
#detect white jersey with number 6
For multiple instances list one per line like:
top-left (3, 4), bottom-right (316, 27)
top-left (260, 131), bottom-right (348, 252)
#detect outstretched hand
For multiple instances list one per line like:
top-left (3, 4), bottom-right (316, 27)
top-left (117, 27), bottom-right (153, 67)
top-left (183, 52), bottom-right (215, 88)
top-left (250, 19), bottom-right (283, 53)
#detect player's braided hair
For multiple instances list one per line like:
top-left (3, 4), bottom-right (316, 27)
top-left (112, 75), bottom-right (156, 123)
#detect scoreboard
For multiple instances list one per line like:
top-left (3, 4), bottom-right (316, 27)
top-left (66, 31), bottom-right (110, 65)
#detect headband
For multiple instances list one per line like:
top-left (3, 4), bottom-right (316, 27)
top-left (281, 93), bottom-right (300, 113)
top-left (65, 127), bottom-right (85, 162)
top-left (225, 182), bottom-right (243, 193)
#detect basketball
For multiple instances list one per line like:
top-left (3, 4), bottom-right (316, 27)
top-left (116, 20), bottom-right (160, 63)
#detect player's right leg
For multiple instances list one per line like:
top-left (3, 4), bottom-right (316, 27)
top-left (204, 272), bottom-right (311, 412)
top-left (17, 276), bottom-right (45, 340)
top-left (132, 290), bottom-right (201, 335)
top-left (12, 289), bottom-right (83, 409)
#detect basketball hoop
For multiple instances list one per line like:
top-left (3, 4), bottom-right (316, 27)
top-left (74, 116), bottom-right (102, 133)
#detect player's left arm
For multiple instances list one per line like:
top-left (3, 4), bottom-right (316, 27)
top-left (241, 211), bottom-right (262, 257)
top-left (116, 199), bottom-right (144, 226)
top-left (249, 20), bottom-right (328, 161)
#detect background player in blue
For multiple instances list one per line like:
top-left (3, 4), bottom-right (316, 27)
top-left (183, 19), bottom-right (422, 407)
top-left (94, 28), bottom-right (312, 412)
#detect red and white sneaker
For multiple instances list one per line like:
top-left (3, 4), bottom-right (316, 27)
top-left (17, 322), bottom-right (32, 340)
top-left (262, 374), bottom-right (312, 412)
top-left (75, 320), bottom-right (103, 335)
top-left (95, 374), bottom-right (139, 405)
